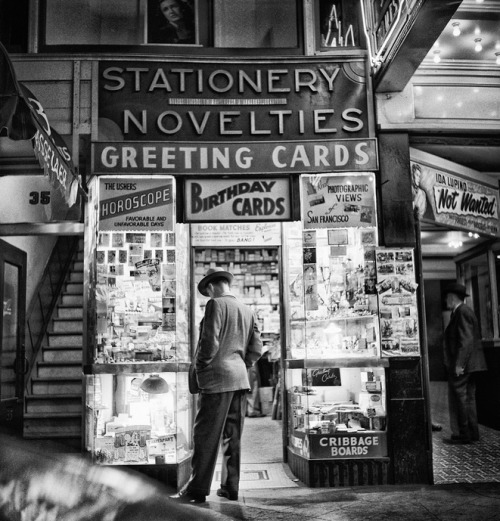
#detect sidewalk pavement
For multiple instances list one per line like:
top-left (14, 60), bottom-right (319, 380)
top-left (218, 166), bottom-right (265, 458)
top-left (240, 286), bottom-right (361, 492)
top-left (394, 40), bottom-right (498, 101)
top-left (165, 481), bottom-right (500, 521)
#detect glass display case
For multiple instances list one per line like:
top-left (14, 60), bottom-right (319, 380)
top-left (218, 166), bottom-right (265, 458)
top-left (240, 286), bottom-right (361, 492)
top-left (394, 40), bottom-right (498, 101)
top-left (85, 369), bottom-right (191, 466)
top-left (83, 176), bottom-right (192, 487)
top-left (285, 173), bottom-right (388, 475)
top-left (287, 365), bottom-right (388, 460)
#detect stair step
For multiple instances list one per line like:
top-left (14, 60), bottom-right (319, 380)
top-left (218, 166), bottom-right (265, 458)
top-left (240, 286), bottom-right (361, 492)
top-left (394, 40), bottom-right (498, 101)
top-left (32, 376), bottom-right (83, 394)
top-left (25, 394), bottom-right (82, 413)
top-left (22, 433), bottom-right (82, 451)
top-left (24, 411), bottom-right (82, 419)
top-left (61, 294), bottom-right (83, 306)
top-left (53, 319), bottom-right (83, 333)
top-left (65, 282), bottom-right (83, 295)
top-left (48, 333), bottom-right (82, 347)
top-left (69, 271), bottom-right (84, 283)
top-left (57, 306), bottom-right (83, 319)
top-left (37, 361), bottom-right (82, 378)
top-left (24, 414), bottom-right (82, 435)
top-left (42, 346), bottom-right (82, 363)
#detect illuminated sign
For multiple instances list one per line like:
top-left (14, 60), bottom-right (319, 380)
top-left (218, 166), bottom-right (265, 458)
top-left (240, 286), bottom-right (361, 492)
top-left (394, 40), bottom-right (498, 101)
top-left (93, 139), bottom-right (378, 174)
top-left (360, 0), bottom-right (416, 69)
top-left (184, 177), bottom-right (293, 222)
top-left (98, 177), bottom-right (174, 231)
top-left (289, 431), bottom-right (388, 460)
top-left (411, 149), bottom-right (500, 237)
top-left (98, 59), bottom-right (372, 143)
top-left (301, 173), bottom-right (377, 229)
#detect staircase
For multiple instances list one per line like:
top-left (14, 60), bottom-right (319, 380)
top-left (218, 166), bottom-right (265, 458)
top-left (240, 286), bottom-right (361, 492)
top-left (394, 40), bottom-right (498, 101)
top-left (23, 241), bottom-right (84, 450)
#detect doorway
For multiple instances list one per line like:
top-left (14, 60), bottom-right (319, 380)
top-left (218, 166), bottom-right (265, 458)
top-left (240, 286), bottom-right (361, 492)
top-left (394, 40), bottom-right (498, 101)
top-left (191, 243), bottom-right (285, 467)
top-left (0, 238), bottom-right (27, 434)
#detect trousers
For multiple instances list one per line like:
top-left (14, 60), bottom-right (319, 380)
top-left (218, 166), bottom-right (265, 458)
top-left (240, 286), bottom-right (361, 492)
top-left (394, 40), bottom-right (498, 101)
top-left (184, 390), bottom-right (246, 497)
top-left (246, 364), bottom-right (262, 416)
top-left (448, 372), bottom-right (479, 441)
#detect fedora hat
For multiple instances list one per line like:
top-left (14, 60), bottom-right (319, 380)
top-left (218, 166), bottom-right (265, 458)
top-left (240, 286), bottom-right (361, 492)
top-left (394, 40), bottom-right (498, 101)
top-left (198, 267), bottom-right (234, 296)
top-left (445, 282), bottom-right (469, 298)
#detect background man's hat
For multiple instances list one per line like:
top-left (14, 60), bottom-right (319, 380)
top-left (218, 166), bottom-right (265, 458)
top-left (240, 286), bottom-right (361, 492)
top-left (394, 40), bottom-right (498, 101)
top-left (198, 267), bottom-right (234, 296)
top-left (445, 282), bottom-right (469, 298)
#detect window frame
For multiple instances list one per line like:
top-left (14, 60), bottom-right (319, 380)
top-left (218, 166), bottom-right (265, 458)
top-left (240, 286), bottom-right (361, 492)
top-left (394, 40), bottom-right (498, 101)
top-left (37, 0), bottom-right (305, 56)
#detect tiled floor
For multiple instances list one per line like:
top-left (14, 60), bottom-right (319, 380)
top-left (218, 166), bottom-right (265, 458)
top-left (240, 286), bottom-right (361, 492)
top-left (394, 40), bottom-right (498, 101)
top-left (430, 381), bottom-right (500, 484)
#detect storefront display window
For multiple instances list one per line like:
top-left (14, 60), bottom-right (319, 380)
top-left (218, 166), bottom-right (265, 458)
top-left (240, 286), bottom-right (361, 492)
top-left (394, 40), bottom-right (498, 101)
top-left (84, 175), bottom-right (193, 474)
top-left (285, 173), bottom-right (388, 463)
top-left (41, 0), bottom-right (298, 49)
top-left (85, 371), bottom-right (191, 465)
top-left (287, 366), bottom-right (388, 460)
top-left (213, 0), bottom-right (298, 48)
top-left (42, 0), bottom-right (209, 48)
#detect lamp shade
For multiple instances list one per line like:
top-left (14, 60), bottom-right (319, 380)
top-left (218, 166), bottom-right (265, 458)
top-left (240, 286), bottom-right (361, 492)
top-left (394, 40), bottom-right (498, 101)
top-left (140, 374), bottom-right (169, 394)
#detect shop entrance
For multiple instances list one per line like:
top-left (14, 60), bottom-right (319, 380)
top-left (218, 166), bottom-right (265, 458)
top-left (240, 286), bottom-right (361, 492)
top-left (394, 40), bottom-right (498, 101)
top-left (0, 238), bottom-right (27, 435)
top-left (419, 225), bottom-right (500, 484)
top-left (191, 242), bottom-right (286, 465)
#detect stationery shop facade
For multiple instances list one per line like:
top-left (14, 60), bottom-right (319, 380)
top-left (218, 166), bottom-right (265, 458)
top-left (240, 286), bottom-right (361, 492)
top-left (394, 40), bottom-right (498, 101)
top-left (83, 50), bottom-right (433, 488)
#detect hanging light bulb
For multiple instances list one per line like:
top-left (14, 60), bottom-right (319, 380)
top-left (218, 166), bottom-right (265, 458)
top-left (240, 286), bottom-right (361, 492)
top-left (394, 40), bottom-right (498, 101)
top-left (452, 22), bottom-right (461, 37)
top-left (474, 38), bottom-right (483, 52)
top-left (433, 50), bottom-right (441, 64)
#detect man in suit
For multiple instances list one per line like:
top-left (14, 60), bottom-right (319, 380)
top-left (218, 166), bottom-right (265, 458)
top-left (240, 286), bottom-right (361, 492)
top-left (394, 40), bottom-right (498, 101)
top-left (443, 282), bottom-right (487, 444)
top-left (172, 267), bottom-right (262, 503)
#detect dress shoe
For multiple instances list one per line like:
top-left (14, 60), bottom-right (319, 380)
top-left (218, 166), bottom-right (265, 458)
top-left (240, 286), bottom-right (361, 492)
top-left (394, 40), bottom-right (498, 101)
top-left (217, 488), bottom-right (238, 500)
top-left (170, 490), bottom-right (206, 504)
top-left (443, 437), bottom-right (471, 445)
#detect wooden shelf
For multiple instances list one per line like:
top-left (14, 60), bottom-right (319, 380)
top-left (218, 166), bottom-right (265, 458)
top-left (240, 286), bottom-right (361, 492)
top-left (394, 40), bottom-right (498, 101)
top-left (286, 358), bottom-right (389, 369)
top-left (84, 362), bottom-right (191, 375)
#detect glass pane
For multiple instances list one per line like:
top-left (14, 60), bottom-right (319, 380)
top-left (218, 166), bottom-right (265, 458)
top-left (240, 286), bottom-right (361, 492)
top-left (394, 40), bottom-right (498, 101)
top-left (45, 0), bottom-right (146, 45)
top-left (0, 0), bottom-right (29, 52)
top-left (86, 371), bottom-right (192, 465)
top-left (460, 253), bottom-right (492, 339)
top-left (2, 262), bottom-right (19, 399)
top-left (214, 0), bottom-right (298, 48)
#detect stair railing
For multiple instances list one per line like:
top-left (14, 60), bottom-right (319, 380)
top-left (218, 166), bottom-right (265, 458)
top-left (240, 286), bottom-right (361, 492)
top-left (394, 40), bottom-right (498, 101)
top-left (24, 236), bottom-right (81, 395)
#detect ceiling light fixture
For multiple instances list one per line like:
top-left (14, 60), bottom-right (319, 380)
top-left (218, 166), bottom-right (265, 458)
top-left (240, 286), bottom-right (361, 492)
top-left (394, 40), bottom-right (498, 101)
top-left (452, 22), bottom-right (461, 37)
top-left (433, 50), bottom-right (441, 64)
top-left (474, 38), bottom-right (483, 52)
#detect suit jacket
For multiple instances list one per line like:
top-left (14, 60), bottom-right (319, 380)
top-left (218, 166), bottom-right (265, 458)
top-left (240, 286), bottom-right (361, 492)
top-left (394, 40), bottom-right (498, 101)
top-left (195, 294), bottom-right (263, 393)
top-left (444, 303), bottom-right (487, 374)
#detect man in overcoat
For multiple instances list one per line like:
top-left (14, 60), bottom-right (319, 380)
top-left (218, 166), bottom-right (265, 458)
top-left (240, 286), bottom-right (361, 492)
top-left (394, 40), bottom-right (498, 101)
top-left (172, 267), bottom-right (262, 503)
top-left (443, 282), bottom-right (487, 444)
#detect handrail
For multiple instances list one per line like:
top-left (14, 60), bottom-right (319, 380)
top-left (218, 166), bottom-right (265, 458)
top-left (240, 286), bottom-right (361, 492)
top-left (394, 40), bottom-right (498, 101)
top-left (24, 236), bottom-right (81, 395)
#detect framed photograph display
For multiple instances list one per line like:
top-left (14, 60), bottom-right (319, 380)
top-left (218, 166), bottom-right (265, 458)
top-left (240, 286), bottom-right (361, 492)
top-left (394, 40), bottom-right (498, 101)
top-left (147, 0), bottom-right (197, 45)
